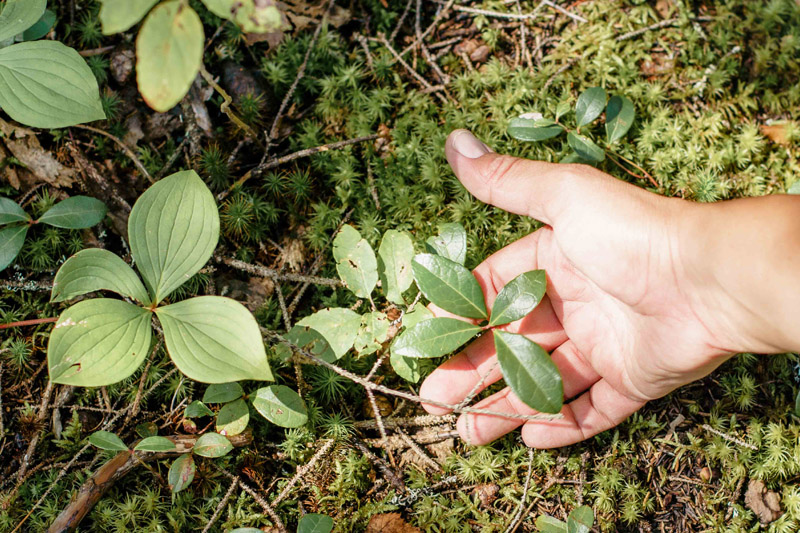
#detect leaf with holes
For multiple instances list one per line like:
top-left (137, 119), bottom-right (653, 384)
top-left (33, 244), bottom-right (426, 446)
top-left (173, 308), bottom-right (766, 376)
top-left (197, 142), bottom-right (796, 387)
top-left (298, 513), bottom-right (334, 533)
top-left (156, 296), bottom-right (273, 383)
top-left (202, 382), bottom-right (244, 404)
top-left (252, 385), bottom-right (308, 428)
top-left (354, 311), bottom-right (390, 355)
top-left (425, 222), bottom-right (467, 265)
top-left (51, 249), bottom-right (149, 304)
top-left (567, 132), bottom-right (605, 163)
top-left (494, 331), bottom-right (563, 414)
top-left (216, 398), bottom-right (249, 437)
top-left (193, 432), bottom-right (233, 458)
top-left (38, 196), bottom-right (107, 228)
top-left (296, 308), bottom-right (361, 360)
top-left (99, 0), bottom-right (160, 34)
top-left (378, 229), bottom-right (415, 304)
top-left (333, 225), bottom-right (378, 298)
top-left (412, 254), bottom-right (487, 319)
top-left (0, 0), bottom-right (46, 43)
top-left (48, 299), bottom-right (152, 387)
top-left (508, 117), bottom-right (565, 141)
top-left (392, 318), bottom-right (480, 359)
top-left (402, 306), bottom-right (433, 329)
top-left (0, 198), bottom-right (28, 225)
top-left (605, 95), bottom-right (635, 144)
top-left (488, 270), bottom-right (546, 327)
top-left (0, 224), bottom-right (27, 271)
top-left (88, 431), bottom-right (128, 452)
top-left (134, 436), bottom-right (176, 452)
top-left (286, 325), bottom-right (336, 363)
top-left (168, 454), bottom-right (195, 492)
top-left (575, 87), bottom-right (606, 127)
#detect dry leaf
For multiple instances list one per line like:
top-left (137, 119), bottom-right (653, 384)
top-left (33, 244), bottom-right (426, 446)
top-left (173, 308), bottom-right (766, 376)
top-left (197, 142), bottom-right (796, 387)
top-left (472, 483), bottom-right (500, 508)
top-left (469, 45), bottom-right (491, 63)
top-left (366, 513), bottom-right (421, 533)
top-left (745, 479), bottom-right (782, 524)
top-left (760, 122), bottom-right (792, 146)
top-left (0, 142), bottom-right (21, 189)
top-left (0, 118), bottom-right (76, 188)
top-left (110, 48), bottom-right (135, 84)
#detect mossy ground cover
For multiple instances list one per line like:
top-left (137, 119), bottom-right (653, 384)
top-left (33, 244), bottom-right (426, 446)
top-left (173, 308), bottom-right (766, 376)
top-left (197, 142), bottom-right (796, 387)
top-left (1, 0), bottom-right (800, 531)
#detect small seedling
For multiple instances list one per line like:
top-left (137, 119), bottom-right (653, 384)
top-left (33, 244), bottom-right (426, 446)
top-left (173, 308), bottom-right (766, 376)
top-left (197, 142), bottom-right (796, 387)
top-left (0, 195), bottom-right (107, 271)
top-left (535, 505), bottom-right (594, 533)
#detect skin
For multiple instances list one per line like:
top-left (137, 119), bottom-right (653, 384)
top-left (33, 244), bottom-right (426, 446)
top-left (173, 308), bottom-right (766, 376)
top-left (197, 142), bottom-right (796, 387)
top-left (419, 129), bottom-right (800, 449)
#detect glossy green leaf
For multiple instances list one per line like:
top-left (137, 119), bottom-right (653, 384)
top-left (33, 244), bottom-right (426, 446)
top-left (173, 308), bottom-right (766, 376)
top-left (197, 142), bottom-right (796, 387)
top-left (298, 513), bottom-right (334, 533)
top-left (0, 41), bottom-right (105, 128)
top-left (200, 0), bottom-right (284, 33)
top-left (555, 101), bottom-right (571, 120)
top-left (605, 95), bottom-right (635, 144)
top-left (168, 454), bottom-right (195, 492)
top-left (412, 254), bottom-right (487, 319)
top-left (0, 224), bottom-right (27, 271)
top-left (575, 87), bottom-right (606, 127)
top-left (392, 317), bottom-right (480, 359)
top-left (99, 0), bottom-right (159, 34)
top-left (202, 382), bottom-right (244, 404)
top-left (788, 181), bottom-right (800, 195)
top-left (134, 436), bottom-right (176, 452)
top-left (286, 325), bottom-right (336, 363)
top-left (354, 311), bottom-right (390, 355)
top-left (51, 248), bottom-right (150, 304)
top-left (193, 432), bottom-right (233, 457)
top-left (136, 422), bottom-right (158, 438)
top-left (38, 196), bottom-right (107, 228)
top-left (567, 132), bottom-right (605, 163)
top-left (88, 430), bottom-right (128, 452)
top-left (0, 0), bottom-right (46, 43)
top-left (567, 506), bottom-right (594, 533)
top-left (128, 170), bottom-right (219, 303)
top-left (185, 400), bottom-right (214, 418)
top-left (333, 224), bottom-right (378, 298)
top-left (136, 1), bottom-right (203, 112)
top-left (535, 515), bottom-right (567, 533)
top-left (216, 398), bottom-right (249, 437)
top-left (156, 296), bottom-right (273, 383)
top-left (296, 307), bottom-right (360, 359)
top-left (252, 385), bottom-right (308, 428)
top-left (494, 331), bottom-right (563, 414)
top-left (390, 349), bottom-right (421, 383)
top-left (0, 198), bottom-right (28, 225)
top-left (402, 306), bottom-right (433, 329)
top-left (489, 270), bottom-right (546, 327)
top-left (508, 117), bottom-right (565, 141)
top-left (20, 9), bottom-right (55, 41)
top-left (559, 151), bottom-right (591, 165)
top-left (425, 222), bottom-right (467, 265)
top-left (378, 229), bottom-right (414, 304)
top-left (48, 299), bottom-right (152, 387)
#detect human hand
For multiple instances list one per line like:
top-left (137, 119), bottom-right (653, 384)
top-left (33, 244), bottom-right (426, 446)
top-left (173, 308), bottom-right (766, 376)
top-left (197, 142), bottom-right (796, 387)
top-left (419, 129), bottom-right (800, 448)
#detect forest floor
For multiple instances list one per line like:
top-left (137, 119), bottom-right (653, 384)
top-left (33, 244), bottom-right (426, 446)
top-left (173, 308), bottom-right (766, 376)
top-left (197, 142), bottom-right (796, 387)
top-left (2, 0), bottom-right (800, 531)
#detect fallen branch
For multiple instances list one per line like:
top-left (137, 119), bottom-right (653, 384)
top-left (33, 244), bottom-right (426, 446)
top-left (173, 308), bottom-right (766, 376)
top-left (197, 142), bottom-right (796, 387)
top-left (217, 256), bottom-right (343, 286)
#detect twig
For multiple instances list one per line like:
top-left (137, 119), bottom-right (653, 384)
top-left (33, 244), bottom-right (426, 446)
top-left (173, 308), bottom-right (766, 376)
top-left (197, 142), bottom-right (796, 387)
top-left (276, 283), bottom-right (292, 331)
top-left (539, 0), bottom-right (587, 24)
top-left (0, 317), bottom-right (57, 330)
top-left (217, 256), bottom-right (343, 286)
top-left (701, 424), bottom-right (757, 450)
top-left (355, 34), bottom-right (374, 69)
top-left (352, 437), bottom-right (406, 491)
top-left (396, 428), bottom-right (442, 472)
top-left (354, 414), bottom-right (456, 430)
top-left (508, 457), bottom-right (566, 533)
top-left (505, 448), bottom-right (534, 532)
top-left (615, 15), bottom-right (713, 42)
top-left (2, 278), bottom-right (52, 292)
top-left (389, 0), bottom-right (414, 41)
top-left (17, 380), bottom-right (54, 482)
top-left (125, 338), bottom-right (164, 424)
top-left (214, 466), bottom-right (287, 532)
top-left (71, 124), bottom-right (153, 183)
top-left (366, 388), bottom-right (389, 444)
top-left (543, 56), bottom-right (580, 91)
top-left (198, 64), bottom-right (258, 139)
top-left (415, 0), bottom-right (451, 88)
top-left (376, 33), bottom-right (443, 102)
top-left (155, 136), bottom-right (189, 179)
top-left (201, 477), bottom-right (239, 533)
top-left (399, 0), bottom-right (455, 58)
top-left (271, 439), bottom-right (335, 506)
top-left (78, 45), bottom-right (115, 57)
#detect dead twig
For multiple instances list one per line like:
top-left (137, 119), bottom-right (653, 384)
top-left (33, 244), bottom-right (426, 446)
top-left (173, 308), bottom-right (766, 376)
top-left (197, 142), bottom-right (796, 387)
top-left (214, 466), bottom-right (287, 532)
top-left (271, 439), bottom-right (335, 507)
top-left (217, 256), bottom-right (343, 286)
top-left (71, 124), bottom-right (153, 183)
top-left (17, 380), bottom-right (54, 483)
top-left (200, 476), bottom-right (239, 533)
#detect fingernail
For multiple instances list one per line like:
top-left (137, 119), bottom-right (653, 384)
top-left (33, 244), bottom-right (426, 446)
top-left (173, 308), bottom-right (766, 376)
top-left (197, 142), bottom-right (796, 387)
top-left (452, 130), bottom-right (492, 159)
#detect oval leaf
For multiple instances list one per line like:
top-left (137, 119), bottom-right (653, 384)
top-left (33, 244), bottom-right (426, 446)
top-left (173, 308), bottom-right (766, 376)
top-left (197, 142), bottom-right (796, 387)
top-left (0, 224), bottom-right (27, 271)
top-left (535, 515), bottom-right (567, 533)
top-left (185, 400), bottom-right (214, 418)
top-left (508, 117), bottom-right (565, 142)
top-left (128, 170), bottom-right (219, 303)
top-left (488, 270), bottom-right (546, 327)
top-left (193, 432), bottom-right (233, 457)
top-left (378, 229), bottom-right (415, 304)
top-left (201, 0), bottom-right (284, 33)
top-left (48, 299), bottom-right (152, 387)
top-left (37, 196), bottom-right (107, 228)
top-left (88, 430), bottom-right (129, 452)
top-left (425, 222), bottom-right (467, 265)
top-left (567, 132), bottom-right (605, 163)
top-left (134, 436), bottom-right (177, 452)
top-left (0, 0), bottom-right (46, 43)
top-left (567, 505), bottom-right (594, 533)
top-left (605, 95), bottom-right (635, 144)
top-left (401, 306), bottom-right (433, 329)
top-left (216, 398), bottom-right (249, 436)
top-left (99, 0), bottom-right (160, 34)
top-left (0, 198), bottom-right (29, 225)
top-left (20, 9), bottom-right (56, 41)
top-left (298, 513), bottom-right (334, 533)
top-left (390, 350), bottom-right (421, 383)
top-left (252, 385), bottom-right (308, 428)
top-left (157, 296), bottom-right (272, 383)
top-left (51, 248), bottom-right (150, 304)
top-left (286, 325), bottom-right (336, 363)
top-left (296, 308), bottom-right (361, 360)
top-left (494, 331), bottom-right (563, 414)
top-left (202, 382), bottom-right (244, 404)
top-left (575, 87), bottom-right (606, 127)
top-left (392, 317), bottom-right (481, 359)
top-left (168, 454), bottom-right (195, 492)
top-left (0, 41), bottom-right (105, 128)
top-left (412, 254), bottom-right (487, 319)
top-left (136, 1), bottom-right (203, 112)
top-left (333, 225), bottom-right (378, 298)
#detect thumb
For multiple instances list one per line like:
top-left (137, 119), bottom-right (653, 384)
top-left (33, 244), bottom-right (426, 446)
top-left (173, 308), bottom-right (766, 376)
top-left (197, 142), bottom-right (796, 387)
top-left (446, 129), bottom-right (572, 225)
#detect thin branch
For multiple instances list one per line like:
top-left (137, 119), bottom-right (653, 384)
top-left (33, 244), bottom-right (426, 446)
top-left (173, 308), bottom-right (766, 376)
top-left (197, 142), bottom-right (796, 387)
top-left (199, 64), bottom-right (258, 139)
top-left (389, 0), bottom-right (414, 41)
top-left (214, 466), bottom-right (287, 532)
top-left (701, 424), bottom-right (758, 450)
top-left (615, 15), bottom-right (713, 42)
top-left (217, 256), bottom-right (343, 286)
top-left (17, 380), bottom-right (54, 482)
top-left (0, 317), bottom-right (57, 330)
top-left (200, 477), bottom-right (239, 533)
top-left (271, 439), bottom-right (335, 507)
top-left (71, 124), bottom-right (153, 183)
top-left (505, 449), bottom-right (534, 532)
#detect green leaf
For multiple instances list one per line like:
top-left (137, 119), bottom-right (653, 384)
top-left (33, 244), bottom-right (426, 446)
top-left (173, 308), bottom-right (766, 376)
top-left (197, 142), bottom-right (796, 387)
top-left (193, 432), bottom-right (233, 457)
top-left (494, 331), bottom-right (563, 414)
top-left (296, 308), bottom-right (361, 359)
top-left (555, 101), bottom-right (571, 121)
top-left (286, 325), bottom-right (336, 363)
top-left (0, 41), bottom-right (105, 128)
top-left (200, 0), bottom-right (285, 33)
top-left (535, 515), bottom-right (567, 533)
top-left (425, 222), bottom-right (467, 265)
top-left (390, 350), bottom-right (421, 383)
top-left (156, 296), bottom-right (273, 383)
top-left (252, 385), bottom-right (308, 428)
top-left (354, 311), bottom-right (390, 356)
top-left (48, 299), bottom-right (152, 387)
top-left (216, 398), bottom-right (249, 437)
top-left (99, 0), bottom-right (159, 34)
top-left (574, 87), bottom-right (606, 127)
top-left (392, 317), bottom-right (480, 359)
top-left (567, 506), bottom-right (594, 533)
top-left (567, 133), bottom-right (605, 163)
top-left (378, 229), bottom-right (415, 304)
top-left (488, 270), bottom-right (546, 327)
top-left (202, 382), bottom-right (244, 404)
top-left (168, 454), bottom-right (195, 492)
top-left (333, 225), bottom-right (378, 298)
top-left (605, 95), bottom-right (635, 144)
top-left (136, 1), bottom-right (203, 112)
top-left (788, 181), bottom-right (800, 195)
top-left (134, 436), bottom-right (176, 452)
top-left (88, 430), bottom-right (129, 452)
top-left (0, 198), bottom-right (29, 225)
top-left (136, 422), bottom-right (158, 438)
top-left (402, 306), bottom-right (433, 329)
top-left (20, 9), bottom-right (56, 41)
top-left (412, 254), bottom-right (487, 319)
top-left (128, 170), bottom-right (219, 303)
top-left (38, 196), bottom-right (106, 228)
top-left (559, 151), bottom-right (591, 165)
top-left (0, 0), bottom-right (46, 43)
top-left (298, 513), bottom-right (334, 533)
top-left (0, 224), bottom-right (27, 271)
top-left (51, 248), bottom-right (150, 304)
top-left (508, 117), bottom-right (565, 142)
top-left (185, 400), bottom-right (214, 418)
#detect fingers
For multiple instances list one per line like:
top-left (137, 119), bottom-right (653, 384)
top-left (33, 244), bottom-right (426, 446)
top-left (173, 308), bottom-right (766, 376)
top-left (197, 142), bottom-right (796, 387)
top-left (446, 130), bottom-right (572, 225)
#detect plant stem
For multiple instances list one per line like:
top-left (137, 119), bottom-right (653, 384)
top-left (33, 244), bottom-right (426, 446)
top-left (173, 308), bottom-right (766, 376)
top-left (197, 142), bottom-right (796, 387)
top-left (0, 317), bottom-right (57, 330)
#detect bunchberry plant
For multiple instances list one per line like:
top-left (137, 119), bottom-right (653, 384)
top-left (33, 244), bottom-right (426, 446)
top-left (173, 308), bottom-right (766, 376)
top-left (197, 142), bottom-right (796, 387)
top-left (0, 0), bottom-right (105, 127)
top-left (508, 87), bottom-right (635, 165)
top-left (0, 195), bottom-right (106, 270)
top-left (535, 505), bottom-right (594, 533)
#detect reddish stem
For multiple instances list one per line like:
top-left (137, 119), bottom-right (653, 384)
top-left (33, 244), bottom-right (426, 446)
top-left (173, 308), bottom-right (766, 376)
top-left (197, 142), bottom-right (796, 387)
top-left (0, 317), bottom-right (58, 330)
